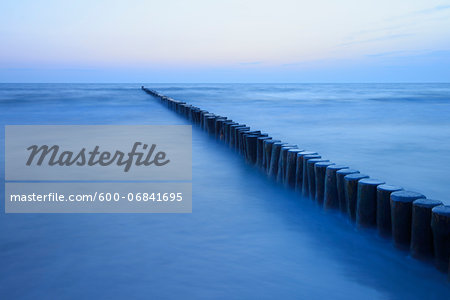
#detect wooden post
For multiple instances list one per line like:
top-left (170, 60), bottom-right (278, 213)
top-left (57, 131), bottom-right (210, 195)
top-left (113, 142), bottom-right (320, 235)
top-left (344, 173), bottom-right (369, 221)
top-left (324, 165), bottom-right (349, 210)
top-left (376, 184), bottom-right (403, 237)
top-left (391, 191), bottom-right (426, 250)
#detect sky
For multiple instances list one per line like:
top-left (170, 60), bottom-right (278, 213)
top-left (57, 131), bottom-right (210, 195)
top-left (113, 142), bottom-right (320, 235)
top-left (1, 0), bottom-right (450, 82)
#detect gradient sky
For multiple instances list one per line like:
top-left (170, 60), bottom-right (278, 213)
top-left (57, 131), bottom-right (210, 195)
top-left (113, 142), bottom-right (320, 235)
top-left (1, 0), bottom-right (450, 82)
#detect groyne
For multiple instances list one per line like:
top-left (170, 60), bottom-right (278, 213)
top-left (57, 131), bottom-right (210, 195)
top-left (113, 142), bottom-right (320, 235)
top-left (141, 86), bottom-right (450, 277)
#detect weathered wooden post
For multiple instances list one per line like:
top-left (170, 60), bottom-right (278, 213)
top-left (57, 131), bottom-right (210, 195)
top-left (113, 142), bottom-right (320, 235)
top-left (306, 158), bottom-right (329, 200)
top-left (411, 199), bottom-right (443, 260)
top-left (390, 191), bottom-right (426, 249)
top-left (295, 151), bottom-right (318, 193)
top-left (376, 184), bottom-right (403, 237)
top-left (202, 113), bottom-right (214, 130)
top-left (237, 128), bottom-right (250, 153)
top-left (214, 117), bottom-right (228, 139)
top-left (301, 155), bottom-right (321, 198)
top-left (241, 131), bottom-right (262, 157)
top-left (277, 145), bottom-right (297, 183)
top-left (229, 124), bottom-right (246, 148)
top-left (356, 178), bottom-right (385, 227)
top-left (220, 120), bottom-right (234, 142)
top-left (324, 165), bottom-right (349, 210)
top-left (235, 127), bottom-right (250, 151)
top-left (263, 139), bottom-right (280, 173)
top-left (268, 142), bottom-right (287, 178)
top-left (257, 137), bottom-right (272, 168)
top-left (245, 134), bottom-right (259, 164)
top-left (239, 130), bottom-right (260, 155)
top-left (315, 162), bottom-right (335, 205)
top-left (285, 149), bottom-right (304, 188)
top-left (336, 169), bottom-right (359, 213)
top-left (344, 173), bottom-right (369, 220)
top-left (206, 116), bottom-right (216, 135)
top-left (431, 205), bottom-right (450, 272)
top-left (223, 122), bottom-right (236, 144)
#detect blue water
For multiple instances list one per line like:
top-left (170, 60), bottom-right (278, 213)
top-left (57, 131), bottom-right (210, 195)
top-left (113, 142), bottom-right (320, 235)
top-left (1, 83), bottom-right (449, 299)
top-left (151, 83), bottom-right (450, 203)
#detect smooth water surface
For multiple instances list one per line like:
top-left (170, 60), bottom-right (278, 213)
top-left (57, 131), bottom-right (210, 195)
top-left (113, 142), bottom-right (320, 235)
top-left (0, 84), bottom-right (449, 299)
top-left (152, 83), bottom-right (450, 203)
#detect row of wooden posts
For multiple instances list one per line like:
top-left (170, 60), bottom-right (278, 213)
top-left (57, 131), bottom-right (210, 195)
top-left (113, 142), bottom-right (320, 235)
top-left (142, 86), bottom-right (450, 277)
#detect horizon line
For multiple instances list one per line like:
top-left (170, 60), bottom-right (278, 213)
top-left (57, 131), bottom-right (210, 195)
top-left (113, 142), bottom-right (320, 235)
top-left (1, 82), bottom-right (450, 84)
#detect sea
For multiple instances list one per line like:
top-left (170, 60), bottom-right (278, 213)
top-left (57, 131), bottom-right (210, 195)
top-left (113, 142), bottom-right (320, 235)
top-left (1, 83), bottom-right (449, 299)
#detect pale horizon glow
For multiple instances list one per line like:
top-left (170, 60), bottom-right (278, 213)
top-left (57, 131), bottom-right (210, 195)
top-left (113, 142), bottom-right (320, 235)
top-left (1, 0), bottom-right (450, 82)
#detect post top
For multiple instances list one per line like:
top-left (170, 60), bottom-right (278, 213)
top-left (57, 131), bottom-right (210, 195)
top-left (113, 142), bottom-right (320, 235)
top-left (316, 162), bottom-right (335, 167)
top-left (377, 184), bottom-right (403, 192)
top-left (264, 139), bottom-right (280, 144)
top-left (337, 168), bottom-right (359, 175)
top-left (414, 199), bottom-right (443, 208)
top-left (303, 154), bottom-right (321, 159)
top-left (432, 205), bottom-right (450, 217)
top-left (391, 191), bottom-right (425, 203)
top-left (288, 148), bottom-right (304, 153)
top-left (344, 173), bottom-right (369, 181)
top-left (297, 151), bottom-right (318, 156)
top-left (359, 178), bottom-right (385, 186)
top-left (327, 165), bottom-right (349, 171)
top-left (307, 159), bottom-right (329, 164)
